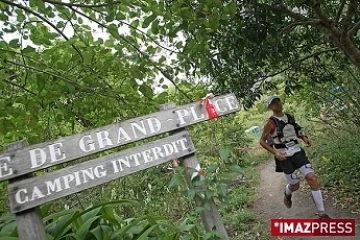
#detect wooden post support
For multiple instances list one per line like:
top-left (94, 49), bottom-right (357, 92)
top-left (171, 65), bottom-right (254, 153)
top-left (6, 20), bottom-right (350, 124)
top-left (159, 102), bottom-right (229, 239)
top-left (5, 140), bottom-right (46, 240)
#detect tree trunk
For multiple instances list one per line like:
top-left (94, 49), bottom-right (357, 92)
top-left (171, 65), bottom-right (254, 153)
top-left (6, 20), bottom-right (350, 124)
top-left (339, 35), bottom-right (360, 70)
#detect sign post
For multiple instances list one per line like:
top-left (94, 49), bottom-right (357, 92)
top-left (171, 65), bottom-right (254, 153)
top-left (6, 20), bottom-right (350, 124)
top-left (4, 141), bottom-right (46, 240)
top-left (8, 132), bottom-right (195, 213)
top-left (0, 93), bottom-right (240, 240)
top-left (159, 102), bottom-right (229, 239)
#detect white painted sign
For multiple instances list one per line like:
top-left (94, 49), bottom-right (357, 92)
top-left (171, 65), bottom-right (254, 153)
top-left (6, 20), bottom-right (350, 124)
top-left (8, 131), bottom-right (195, 213)
top-left (0, 93), bottom-right (240, 181)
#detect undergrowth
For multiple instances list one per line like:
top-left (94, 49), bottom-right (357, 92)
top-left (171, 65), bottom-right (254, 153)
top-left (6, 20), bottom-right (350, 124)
top-left (308, 125), bottom-right (360, 212)
top-left (221, 148), bottom-right (272, 240)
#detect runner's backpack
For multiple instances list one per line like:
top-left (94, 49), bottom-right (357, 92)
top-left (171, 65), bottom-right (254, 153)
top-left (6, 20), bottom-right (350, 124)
top-left (269, 113), bottom-right (302, 142)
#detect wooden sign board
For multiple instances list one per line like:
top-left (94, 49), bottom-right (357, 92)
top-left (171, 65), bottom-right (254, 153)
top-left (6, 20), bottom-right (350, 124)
top-left (0, 93), bottom-right (239, 182)
top-left (8, 131), bottom-right (195, 213)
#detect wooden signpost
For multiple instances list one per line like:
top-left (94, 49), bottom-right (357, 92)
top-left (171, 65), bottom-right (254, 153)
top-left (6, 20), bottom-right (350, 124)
top-left (8, 132), bottom-right (195, 213)
top-left (159, 102), bottom-right (229, 239)
top-left (0, 93), bottom-right (241, 240)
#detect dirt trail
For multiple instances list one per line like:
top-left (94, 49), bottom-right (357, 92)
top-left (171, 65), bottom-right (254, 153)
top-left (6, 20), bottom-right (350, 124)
top-left (253, 161), bottom-right (360, 240)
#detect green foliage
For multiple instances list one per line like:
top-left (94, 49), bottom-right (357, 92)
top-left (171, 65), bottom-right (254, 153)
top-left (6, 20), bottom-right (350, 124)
top-left (6, 0), bottom-right (360, 238)
top-left (0, 200), bottom-right (206, 240)
top-left (308, 126), bottom-right (360, 211)
top-left (161, 1), bottom-right (360, 108)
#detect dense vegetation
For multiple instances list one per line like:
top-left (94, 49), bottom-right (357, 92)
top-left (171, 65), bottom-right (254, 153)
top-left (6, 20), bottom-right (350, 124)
top-left (0, 0), bottom-right (360, 239)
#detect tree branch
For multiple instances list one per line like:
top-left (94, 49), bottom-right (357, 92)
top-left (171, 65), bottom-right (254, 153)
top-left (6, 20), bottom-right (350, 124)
top-left (0, 48), bottom-right (76, 77)
top-left (305, 0), bottom-right (334, 28)
top-left (89, 6), bottom-right (179, 54)
top-left (2, 59), bottom-right (122, 100)
top-left (70, 7), bottom-right (145, 56)
top-left (335, 0), bottom-right (346, 22)
top-left (281, 20), bottom-right (321, 32)
top-left (69, 7), bottom-right (193, 101)
top-left (20, 22), bottom-right (29, 87)
top-left (119, 20), bottom-right (179, 54)
top-left (348, 20), bottom-right (360, 36)
top-left (43, 0), bottom-right (121, 8)
top-left (0, 0), bottom-right (83, 61)
top-left (61, 7), bottom-right (77, 33)
top-left (341, 0), bottom-right (358, 32)
top-left (268, 3), bottom-right (318, 22)
top-left (2, 78), bottom-right (37, 96)
top-left (260, 47), bottom-right (338, 81)
top-left (62, 9), bottom-right (90, 47)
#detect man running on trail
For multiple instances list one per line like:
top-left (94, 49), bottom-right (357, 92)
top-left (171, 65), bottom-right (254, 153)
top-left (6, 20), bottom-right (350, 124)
top-left (259, 96), bottom-right (330, 219)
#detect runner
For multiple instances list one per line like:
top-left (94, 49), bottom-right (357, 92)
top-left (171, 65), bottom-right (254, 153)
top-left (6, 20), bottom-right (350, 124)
top-left (259, 96), bottom-right (330, 219)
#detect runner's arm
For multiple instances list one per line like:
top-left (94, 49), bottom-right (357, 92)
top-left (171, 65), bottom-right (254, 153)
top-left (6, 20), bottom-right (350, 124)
top-left (299, 135), bottom-right (311, 146)
top-left (294, 121), bottom-right (311, 145)
top-left (259, 121), bottom-right (277, 155)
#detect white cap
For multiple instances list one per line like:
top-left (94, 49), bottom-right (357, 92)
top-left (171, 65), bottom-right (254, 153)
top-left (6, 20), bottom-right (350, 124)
top-left (266, 96), bottom-right (280, 108)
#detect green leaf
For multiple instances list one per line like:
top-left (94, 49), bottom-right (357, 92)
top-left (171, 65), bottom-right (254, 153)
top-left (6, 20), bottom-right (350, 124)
top-left (0, 13), bottom-right (8, 21)
top-left (111, 216), bottom-right (147, 237)
top-left (90, 226), bottom-right (105, 240)
top-left (142, 14), bottom-right (157, 28)
top-left (104, 38), bottom-right (115, 48)
top-left (80, 206), bottom-right (102, 224)
top-left (0, 221), bottom-right (17, 236)
top-left (105, 14), bottom-right (114, 22)
top-left (37, 76), bottom-right (46, 92)
top-left (43, 209), bottom-right (74, 222)
top-left (139, 83), bottom-right (153, 98)
top-left (15, 9), bottom-right (25, 22)
top-left (59, 233), bottom-right (82, 240)
top-left (227, 2), bottom-right (237, 17)
top-left (219, 147), bottom-right (231, 162)
top-left (30, 0), bottom-right (46, 11)
top-left (56, 21), bottom-right (65, 29)
top-left (51, 212), bottom-right (76, 239)
top-left (76, 216), bottom-right (100, 239)
top-left (131, 19), bottom-right (140, 28)
top-left (175, 41), bottom-right (183, 49)
top-left (169, 174), bottom-right (183, 188)
top-left (108, 23), bottom-right (121, 39)
top-left (119, 5), bottom-right (129, 12)
top-left (186, 189), bottom-right (196, 199)
top-left (207, 164), bottom-right (218, 173)
top-left (0, 213), bottom-right (15, 222)
top-left (22, 46), bottom-right (36, 53)
top-left (101, 206), bottom-right (120, 226)
top-left (67, 84), bottom-right (76, 94)
top-left (46, 234), bottom-right (54, 240)
top-left (40, 203), bottom-right (53, 217)
top-left (151, 19), bottom-right (159, 35)
top-left (9, 39), bottom-right (18, 48)
top-left (135, 225), bottom-right (159, 240)
top-left (228, 165), bottom-right (243, 174)
top-left (116, 12), bottom-right (126, 20)
top-left (53, 200), bottom-right (137, 239)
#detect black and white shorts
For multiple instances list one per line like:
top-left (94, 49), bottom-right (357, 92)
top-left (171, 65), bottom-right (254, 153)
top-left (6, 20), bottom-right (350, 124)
top-left (277, 148), bottom-right (314, 185)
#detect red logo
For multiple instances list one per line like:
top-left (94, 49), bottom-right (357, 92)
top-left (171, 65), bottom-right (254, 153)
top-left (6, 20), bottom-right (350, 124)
top-left (271, 219), bottom-right (355, 236)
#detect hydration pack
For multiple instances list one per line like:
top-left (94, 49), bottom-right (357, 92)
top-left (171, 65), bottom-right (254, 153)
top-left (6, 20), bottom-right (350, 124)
top-left (269, 113), bottom-right (302, 142)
